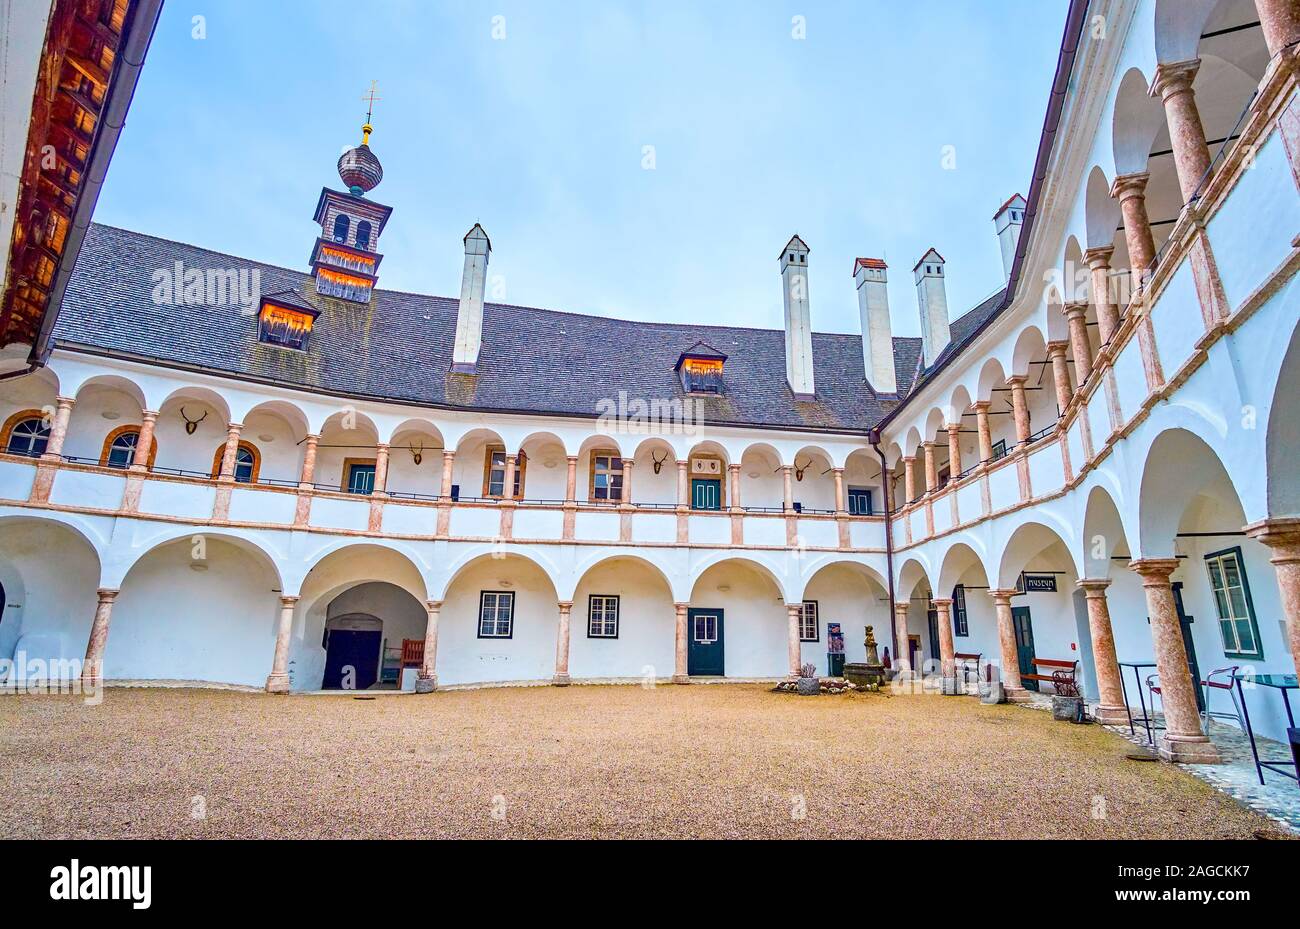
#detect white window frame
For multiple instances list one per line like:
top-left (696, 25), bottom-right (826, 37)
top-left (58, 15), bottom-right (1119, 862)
top-left (478, 591), bottom-right (515, 639)
top-left (587, 595), bottom-right (620, 638)
top-left (799, 600), bottom-right (819, 642)
top-left (1204, 547), bottom-right (1263, 660)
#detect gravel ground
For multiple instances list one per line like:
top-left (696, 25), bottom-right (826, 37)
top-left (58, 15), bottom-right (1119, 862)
top-left (0, 684), bottom-right (1284, 839)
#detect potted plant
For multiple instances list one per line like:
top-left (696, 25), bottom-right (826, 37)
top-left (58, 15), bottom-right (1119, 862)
top-left (796, 662), bottom-right (820, 696)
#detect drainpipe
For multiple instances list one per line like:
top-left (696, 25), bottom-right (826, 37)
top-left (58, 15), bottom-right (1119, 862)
top-left (870, 429), bottom-right (898, 666)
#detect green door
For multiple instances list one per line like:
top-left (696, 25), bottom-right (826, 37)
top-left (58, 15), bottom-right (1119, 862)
top-left (687, 609), bottom-right (725, 676)
top-left (1011, 606), bottom-right (1037, 691)
top-left (691, 478), bottom-right (721, 510)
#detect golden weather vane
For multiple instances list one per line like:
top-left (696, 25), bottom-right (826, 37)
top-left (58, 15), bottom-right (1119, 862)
top-left (360, 80), bottom-right (381, 145)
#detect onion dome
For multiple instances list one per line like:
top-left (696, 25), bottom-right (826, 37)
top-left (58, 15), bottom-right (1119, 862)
top-left (337, 123), bottom-right (383, 196)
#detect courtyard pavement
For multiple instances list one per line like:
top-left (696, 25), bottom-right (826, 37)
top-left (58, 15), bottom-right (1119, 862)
top-left (0, 683), bottom-right (1291, 839)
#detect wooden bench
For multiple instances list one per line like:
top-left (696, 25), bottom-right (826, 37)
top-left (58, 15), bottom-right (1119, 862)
top-left (1023, 657), bottom-right (1079, 696)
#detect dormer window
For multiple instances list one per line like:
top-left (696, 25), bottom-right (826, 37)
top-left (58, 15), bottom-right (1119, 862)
top-left (332, 214), bottom-right (350, 243)
top-left (675, 340), bottom-right (729, 395)
top-left (256, 291), bottom-right (320, 351)
top-left (355, 219), bottom-right (372, 251)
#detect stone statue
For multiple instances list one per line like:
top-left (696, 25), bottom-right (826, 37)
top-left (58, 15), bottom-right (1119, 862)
top-left (864, 625), bottom-right (880, 666)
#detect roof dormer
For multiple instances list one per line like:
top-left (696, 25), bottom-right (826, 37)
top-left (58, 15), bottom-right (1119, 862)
top-left (674, 340), bottom-right (728, 394)
top-left (256, 289), bottom-right (320, 351)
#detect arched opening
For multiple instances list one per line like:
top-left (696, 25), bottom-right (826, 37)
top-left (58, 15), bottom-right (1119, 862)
top-left (1266, 322), bottom-right (1300, 517)
top-left (1010, 325), bottom-right (1055, 434)
top-left (155, 388), bottom-right (231, 476)
top-left (896, 558), bottom-right (933, 675)
top-left (630, 436), bottom-right (678, 507)
top-left (110, 534), bottom-right (282, 687)
top-left (241, 401), bottom-right (310, 486)
top-left (570, 555), bottom-right (675, 680)
top-left (997, 521), bottom-right (1090, 697)
top-left (688, 558), bottom-right (786, 678)
top-left (800, 560), bottom-right (889, 673)
top-left (738, 442), bottom-right (783, 512)
top-left (843, 449), bottom-right (883, 516)
top-left (386, 419), bottom-right (445, 499)
top-left (790, 445), bottom-right (835, 513)
top-left (355, 219), bottom-right (372, 251)
top-left (0, 517), bottom-right (100, 671)
top-left (332, 213), bottom-right (350, 244)
top-left (65, 376), bottom-right (146, 468)
top-left (452, 427), bottom-right (509, 502)
top-left (317, 410), bottom-right (380, 494)
top-left (575, 434), bottom-right (624, 504)
top-left (937, 542), bottom-right (994, 679)
top-left (0, 368), bottom-right (58, 457)
top-left (685, 440), bottom-right (729, 511)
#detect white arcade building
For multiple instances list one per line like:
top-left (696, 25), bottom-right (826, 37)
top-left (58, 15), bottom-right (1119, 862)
top-left (1, 0), bottom-right (1299, 764)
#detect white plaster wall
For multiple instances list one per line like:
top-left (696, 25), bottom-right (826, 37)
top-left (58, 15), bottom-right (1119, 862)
top-left (630, 445), bottom-right (677, 507)
top-left (800, 565), bottom-right (884, 674)
top-left (689, 561), bottom-right (787, 678)
top-left (0, 520), bottom-right (99, 668)
top-left (63, 385), bottom-right (143, 464)
top-left (569, 560), bottom-right (675, 679)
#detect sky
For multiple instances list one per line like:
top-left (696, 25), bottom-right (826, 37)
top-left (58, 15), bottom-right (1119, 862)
top-left (94, 0), bottom-right (1067, 338)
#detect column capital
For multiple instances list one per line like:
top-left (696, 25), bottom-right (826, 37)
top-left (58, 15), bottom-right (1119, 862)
top-left (1149, 58), bottom-right (1201, 99)
top-left (1129, 557), bottom-right (1180, 583)
top-left (623, 458), bottom-right (636, 469)
top-left (987, 588), bottom-right (1018, 605)
top-left (567, 454), bottom-right (579, 463)
top-left (785, 602), bottom-right (804, 613)
top-left (1082, 245), bottom-right (1114, 269)
top-left (930, 597), bottom-right (953, 608)
top-left (674, 602), bottom-right (690, 612)
top-left (832, 465), bottom-right (845, 474)
top-left (1245, 517), bottom-right (1300, 556)
top-left (96, 587), bottom-right (120, 601)
top-left (305, 432), bottom-right (321, 443)
top-left (971, 400), bottom-right (992, 412)
top-left (945, 423), bottom-right (961, 435)
top-left (442, 448), bottom-right (455, 460)
top-left (778, 463), bottom-right (792, 472)
top-left (278, 594), bottom-right (300, 606)
top-left (1005, 374), bottom-right (1028, 387)
top-left (426, 599), bottom-right (443, 611)
top-left (922, 440), bottom-right (936, 450)
top-left (1046, 339), bottom-right (1070, 357)
top-left (1062, 301), bottom-right (1089, 320)
top-left (557, 600), bottom-right (574, 612)
top-left (1077, 578), bottom-right (1112, 595)
top-left (140, 409), bottom-right (159, 422)
top-left (902, 453), bottom-right (917, 463)
top-left (55, 395), bottom-right (75, 408)
top-left (1110, 171), bottom-right (1150, 200)
top-left (375, 442), bottom-right (390, 451)
top-left (226, 421), bottom-right (245, 432)
top-left (893, 602), bottom-right (910, 615)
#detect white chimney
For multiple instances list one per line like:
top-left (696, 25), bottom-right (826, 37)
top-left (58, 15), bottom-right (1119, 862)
top-left (453, 223), bottom-right (491, 373)
top-left (913, 248), bottom-right (951, 368)
top-left (780, 235), bottom-right (815, 399)
top-left (993, 193), bottom-right (1026, 282)
top-left (854, 258), bottom-right (897, 394)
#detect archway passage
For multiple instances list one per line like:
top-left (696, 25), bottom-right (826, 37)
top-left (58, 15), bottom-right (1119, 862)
top-left (319, 583), bottom-right (426, 690)
top-left (688, 558), bottom-right (786, 678)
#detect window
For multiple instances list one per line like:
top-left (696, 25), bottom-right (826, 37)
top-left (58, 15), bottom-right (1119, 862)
top-left (693, 613), bottom-right (718, 644)
top-left (4, 414), bottom-right (49, 457)
top-left (478, 591), bottom-right (514, 638)
top-left (483, 446), bottom-right (525, 499)
top-left (355, 219), bottom-right (371, 251)
top-left (102, 428), bottom-right (139, 469)
top-left (332, 214), bottom-right (350, 243)
top-left (990, 439), bottom-right (1008, 462)
top-left (952, 585), bottom-right (969, 637)
top-left (846, 487), bottom-right (873, 516)
top-left (588, 595), bottom-right (619, 638)
top-left (1205, 548), bottom-right (1263, 660)
top-left (681, 359), bottom-right (723, 394)
top-left (211, 441), bottom-right (260, 483)
top-left (590, 451), bottom-right (623, 502)
top-left (799, 600), bottom-right (819, 642)
top-left (344, 459), bottom-right (377, 494)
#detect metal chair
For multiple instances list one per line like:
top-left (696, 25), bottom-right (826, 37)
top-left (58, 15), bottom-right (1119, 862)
top-left (1145, 673), bottom-right (1162, 721)
top-left (1200, 665), bottom-right (1244, 730)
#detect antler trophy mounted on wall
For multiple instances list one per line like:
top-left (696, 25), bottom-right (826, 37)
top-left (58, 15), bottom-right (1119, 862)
top-left (179, 407), bottom-right (208, 435)
top-left (651, 450), bottom-right (668, 475)
top-left (409, 441), bottom-right (424, 466)
top-left (793, 456), bottom-right (810, 482)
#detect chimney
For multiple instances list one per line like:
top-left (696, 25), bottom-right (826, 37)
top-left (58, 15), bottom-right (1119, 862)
top-left (854, 258), bottom-right (897, 394)
top-left (452, 224), bottom-right (491, 373)
top-left (993, 194), bottom-right (1026, 282)
top-left (913, 248), bottom-right (951, 368)
top-left (780, 235), bottom-right (815, 399)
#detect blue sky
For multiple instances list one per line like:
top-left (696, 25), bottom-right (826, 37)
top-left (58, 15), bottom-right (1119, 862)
top-left (96, 0), bottom-right (1066, 337)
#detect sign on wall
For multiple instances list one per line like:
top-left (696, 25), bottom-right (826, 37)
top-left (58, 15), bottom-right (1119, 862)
top-left (1019, 573), bottom-right (1058, 593)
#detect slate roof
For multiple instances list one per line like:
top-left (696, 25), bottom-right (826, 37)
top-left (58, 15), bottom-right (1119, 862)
top-left (55, 224), bottom-right (1003, 433)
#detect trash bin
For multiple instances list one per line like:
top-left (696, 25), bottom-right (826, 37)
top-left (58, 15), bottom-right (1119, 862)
top-left (828, 653), bottom-right (845, 677)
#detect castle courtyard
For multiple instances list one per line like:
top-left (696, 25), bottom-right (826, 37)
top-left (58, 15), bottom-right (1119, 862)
top-left (0, 684), bottom-right (1282, 840)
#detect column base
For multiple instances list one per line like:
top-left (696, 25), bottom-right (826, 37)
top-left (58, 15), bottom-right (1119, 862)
top-left (1159, 734), bottom-right (1222, 764)
top-left (264, 674), bottom-right (289, 694)
top-left (551, 673), bottom-right (571, 687)
top-left (1003, 685), bottom-right (1031, 703)
top-left (671, 674), bottom-right (691, 684)
top-left (1093, 703), bottom-right (1129, 725)
top-left (414, 676), bottom-right (437, 694)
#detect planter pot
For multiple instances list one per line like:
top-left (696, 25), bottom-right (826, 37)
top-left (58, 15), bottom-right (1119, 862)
top-left (1052, 695), bottom-right (1083, 721)
top-left (796, 676), bottom-right (820, 696)
top-left (978, 681), bottom-right (1004, 705)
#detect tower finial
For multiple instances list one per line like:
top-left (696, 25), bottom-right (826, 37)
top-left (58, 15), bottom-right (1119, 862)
top-left (361, 80), bottom-right (381, 145)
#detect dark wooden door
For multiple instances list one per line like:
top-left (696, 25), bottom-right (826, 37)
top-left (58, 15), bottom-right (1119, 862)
top-left (927, 608), bottom-right (940, 668)
top-left (1011, 606), bottom-right (1037, 691)
top-left (687, 609), bottom-right (725, 676)
top-left (322, 629), bottom-right (382, 690)
top-left (691, 478), bottom-right (721, 510)
top-left (1172, 582), bottom-right (1204, 712)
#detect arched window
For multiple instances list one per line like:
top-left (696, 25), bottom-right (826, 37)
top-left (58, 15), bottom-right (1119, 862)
top-left (211, 440), bottom-right (260, 483)
top-left (103, 429), bottom-right (139, 468)
top-left (355, 220), bottom-right (371, 251)
top-left (2, 411), bottom-right (50, 457)
top-left (332, 214), bottom-right (350, 243)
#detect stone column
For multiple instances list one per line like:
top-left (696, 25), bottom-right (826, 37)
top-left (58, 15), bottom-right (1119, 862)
top-left (1063, 302), bottom-right (1094, 387)
top-left (946, 425), bottom-right (962, 479)
top-left (989, 589), bottom-right (1028, 701)
top-left (621, 458), bottom-right (634, 505)
top-left (1084, 246), bottom-right (1121, 345)
top-left (781, 465), bottom-right (794, 511)
top-left (130, 410), bottom-right (158, 472)
top-left (932, 598), bottom-right (957, 691)
top-left (973, 403), bottom-right (993, 464)
top-left (1151, 60), bottom-right (1212, 204)
top-left (893, 603), bottom-right (911, 672)
top-left (565, 455), bottom-right (578, 504)
top-left (903, 456), bottom-right (917, 502)
top-left (1129, 558), bottom-right (1220, 763)
top-left (922, 442), bottom-right (937, 493)
top-left (553, 601), bottom-right (573, 686)
top-left (416, 600), bottom-right (441, 693)
top-left (1257, 0), bottom-right (1300, 57)
top-left (299, 434), bottom-right (320, 487)
top-left (676, 459), bottom-right (689, 506)
top-left (728, 463), bottom-right (742, 511)
top-left (265, 595), bottom-right (298, 693)
top-left (80, 588), bottom-right (119, 688)
top-left (439, 450), bottom-right (455, 498)
top-left (1078, 579), bottom-right (1127, 724)
top-left (1244, 518), bottom-right (1300, 678)
top-left (1047, 341), bottom-right (1073, 414)
top-left (833, 468), bottom-right (846, 513)
top-left (373, 443), bottom-right (390, 494)
top-left (673, 603), bottom-right (690, 683)
top-left (42, 396), bottom-right (74, 461)
top-left (217, 422), bottom-right (243, 481)
top-left (1112, 173), bottom-right (1157, 285)
top-left (786, 604), bottom-right (803, 678)
top-left (1006, 376), bottom-right (1031, 444)
top-left (502, 454), bottom-right (516, 500)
